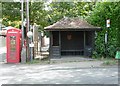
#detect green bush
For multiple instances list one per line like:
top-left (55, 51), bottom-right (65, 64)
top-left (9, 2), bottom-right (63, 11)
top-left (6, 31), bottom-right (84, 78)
top-left (87, 2), bottom-right (120, 58)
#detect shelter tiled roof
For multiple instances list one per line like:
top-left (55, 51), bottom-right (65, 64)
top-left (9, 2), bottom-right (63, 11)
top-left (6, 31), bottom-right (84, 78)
top-left (45, 17), bottom-right (101, 31)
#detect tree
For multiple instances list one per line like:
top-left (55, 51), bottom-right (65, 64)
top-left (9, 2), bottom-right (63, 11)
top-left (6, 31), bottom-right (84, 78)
top-left (29, 2), bottom-right (49, 29)
top-left (2, 2), bottom-right (47, 29)
top-left (2, 2), bottom-right (96, 30)
top-left (2, 2), bottom-right (21, 27)
top-left (47, 2), bottom-right (96, 24)
top-left (87, 2), bottom-right (120, 58)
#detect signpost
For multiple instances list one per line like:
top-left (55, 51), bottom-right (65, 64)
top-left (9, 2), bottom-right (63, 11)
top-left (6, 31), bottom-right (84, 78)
top-left (27, 31), bottom-right (34, 62)
top-left (105, 19), bottom-right (110, 58)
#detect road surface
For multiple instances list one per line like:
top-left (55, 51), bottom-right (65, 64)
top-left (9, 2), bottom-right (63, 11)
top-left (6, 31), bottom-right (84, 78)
top-left (0, 63), bottom-right (118, 85)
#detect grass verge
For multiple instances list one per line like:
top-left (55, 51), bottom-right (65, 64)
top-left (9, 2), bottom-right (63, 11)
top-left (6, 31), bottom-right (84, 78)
top-left (101, 58), bottom-right (118, 66)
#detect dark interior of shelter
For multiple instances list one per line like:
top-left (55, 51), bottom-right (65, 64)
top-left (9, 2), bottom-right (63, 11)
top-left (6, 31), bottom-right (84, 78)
top-left (52, 31), bottom-right (94, 56)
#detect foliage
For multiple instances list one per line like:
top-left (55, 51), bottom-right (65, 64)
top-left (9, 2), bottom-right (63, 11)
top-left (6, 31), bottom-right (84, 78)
top-left (2, 2), bottom-right (21, 21)
top-left (2, 2), bottom-right (21, 26)
top-left (87, 2), bottom-right (120, 58)
top-left (2, 2), bottom-right (96, 29)
top-left (47, 2), bottom-right (95, 24)
top-left (2, 2), bottom-right (120, 58)
top-left (29, 2), bottom-right (49, 30)
top-left (2, 2), bottom-right (48, 29)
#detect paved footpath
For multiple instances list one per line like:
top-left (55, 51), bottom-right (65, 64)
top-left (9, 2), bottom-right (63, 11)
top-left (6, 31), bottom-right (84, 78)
top-left (0, 47), bottom-right (6, 62)
top-left (0, 36), bottom-right (6, 62)
top-left (0, 61), bottom-right (118, 85)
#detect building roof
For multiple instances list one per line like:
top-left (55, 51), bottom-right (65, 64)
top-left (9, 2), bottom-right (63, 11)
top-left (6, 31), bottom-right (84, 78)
top-left (45, 17), bottom-right (101, 31)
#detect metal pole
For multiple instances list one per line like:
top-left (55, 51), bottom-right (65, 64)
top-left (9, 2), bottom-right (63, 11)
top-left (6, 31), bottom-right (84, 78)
top-left (30, 25), bottom-right (33, 62)
top-left (105, 19), bottom-right (110, 58)
top-left (105, 31), bottom-right (108, 58)
top-left (0, 2), bottom-right (2, 31)
top-left (30, 37), bottom-right (33, 62)
top-left (26, 0), bottom-right (29, 31)
top-left (21, 0), bottom-right (24, 47)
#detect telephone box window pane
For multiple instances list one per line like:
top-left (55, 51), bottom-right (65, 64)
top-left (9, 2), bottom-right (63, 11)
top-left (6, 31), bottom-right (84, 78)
top-left (10, 36), bottom-right (16, 51)
top-left (10, 36), bottom-right (16, 60)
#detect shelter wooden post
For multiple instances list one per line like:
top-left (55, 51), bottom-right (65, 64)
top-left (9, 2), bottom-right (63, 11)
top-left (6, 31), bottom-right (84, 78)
top-left (49, 31), bottom-right (53, 58)
top-left (84, 31), bottom-right (86, 56)
top-left (59, 31), bottom-right (61, 58)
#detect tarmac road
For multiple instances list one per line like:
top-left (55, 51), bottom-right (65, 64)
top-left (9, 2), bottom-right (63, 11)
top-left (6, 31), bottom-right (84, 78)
top-left (0, 62), bottom-right (118, 85)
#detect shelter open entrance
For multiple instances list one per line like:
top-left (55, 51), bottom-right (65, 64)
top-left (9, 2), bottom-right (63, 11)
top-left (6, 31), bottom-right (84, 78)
top-left (52, 31), bottom-right (94, 56)
top-left (61, 31), bottom-right (84, 56)
top-left (45, 17), bottom-right (101, 58)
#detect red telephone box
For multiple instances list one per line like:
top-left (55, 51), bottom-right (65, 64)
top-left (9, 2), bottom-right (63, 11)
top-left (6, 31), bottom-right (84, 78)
top-left (6, 28), bottom-right (21, 63)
